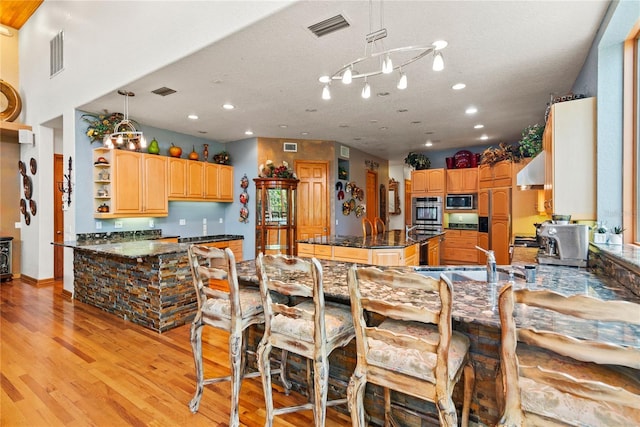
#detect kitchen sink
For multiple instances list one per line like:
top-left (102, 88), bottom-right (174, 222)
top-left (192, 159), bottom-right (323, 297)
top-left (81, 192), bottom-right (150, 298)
top-left (413, 267), bottom-right (512, 282)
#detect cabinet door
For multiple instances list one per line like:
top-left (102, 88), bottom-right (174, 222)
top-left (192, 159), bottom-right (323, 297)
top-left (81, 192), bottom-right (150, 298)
top-left (446, 169), bottom-right (464, 193)
top-left (491, 219), bottom-right (510, 265)
top-left (168, 158), bottom-right (187, 198)
top-left (143, 154), bottom-right (168, 214)
top-left (411, 170), bottom-right (428, 193)
top-left (543, 112), bottom-right (554, 214)
top-left (372, 249), bottom-right (402, 266)
top-left (492, 188), bottom-right (511, 219)
top-left (204, 163), bottom-right (219, 199)
top-left (187, 161), bottom-right (204, 198)
top-left (477, 233), bottom-right (489, 251)
top-left (492, 161), bottom-right (512, 187)
top-left (462, 168), bottom-right (478, 192)
top-left (478, 190), bottom-right (489, 217)
top-left (478, 164), bottom-right (493, 188)
top-left (427, 169), bottom-right (445, 193)
top-left (219, 165), bottom-right (234, 200)
top-left (113, 151), bottom-right (142, 214)
top-left (428, 237), bottom-right (440, 266)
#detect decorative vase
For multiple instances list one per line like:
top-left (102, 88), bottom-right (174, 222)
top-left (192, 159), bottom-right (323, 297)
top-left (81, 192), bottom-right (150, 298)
top-left (593, 233), bottom-right (607, 244)
top-left (203, 144), bottom-right (209, 162)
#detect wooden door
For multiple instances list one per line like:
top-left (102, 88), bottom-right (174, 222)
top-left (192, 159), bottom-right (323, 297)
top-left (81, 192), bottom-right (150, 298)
top-left (366, 170), bottom-right (378, 223)
top-left (54, 154), bottom-right (64, 279)
top-left (404, 179), bottom-right (411, 226)
top-left (295, 161), bottom-right (329, 240)
top-left (143, 154), bottom-right (167, 214)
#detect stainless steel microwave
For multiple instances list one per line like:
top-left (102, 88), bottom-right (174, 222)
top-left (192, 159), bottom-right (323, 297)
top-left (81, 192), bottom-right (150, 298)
top-left (445, 194), bottom-right (475, 210)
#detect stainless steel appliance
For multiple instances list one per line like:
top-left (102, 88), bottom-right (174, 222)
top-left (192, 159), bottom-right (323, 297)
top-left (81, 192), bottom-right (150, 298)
top-left (411, 196), bottom-right (443, 234)
top-left (445, 194), bottom-right (475, 210)
top-left (0, 237), bottom-right (13, 282)
top-left (537, 223), bottom-right (589, 267)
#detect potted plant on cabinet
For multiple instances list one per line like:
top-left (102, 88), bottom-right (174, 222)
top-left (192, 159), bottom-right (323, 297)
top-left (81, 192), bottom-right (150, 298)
top-left (404, 152), bottom-right (431, 170)
top-left (593, 222), bottom-right (608, 244)
top-left (609, 226), bottom-right (625, 245)
top-left (517, 123), bottom-right (545, 158)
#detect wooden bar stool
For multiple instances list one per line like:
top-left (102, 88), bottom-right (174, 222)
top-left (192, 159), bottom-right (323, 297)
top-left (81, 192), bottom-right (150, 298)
top-left (256, 253), bottom-right (356, 426)
top-left (187, 245), bottom-right (286, 426)
top-left (373, 217), bottom-right (385, 235)
top-left (497, 283), bottom-right (640, 426)
top-left (347, 266), bottom-right (475, 427)
top-left (362, 218), bottom-right (374, 238)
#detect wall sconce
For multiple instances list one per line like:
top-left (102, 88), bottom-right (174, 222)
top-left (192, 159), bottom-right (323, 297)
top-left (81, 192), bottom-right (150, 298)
top-left (365, 160), bottom-right (379, 171)
top-left (57, 156), bottom-right (73, 207)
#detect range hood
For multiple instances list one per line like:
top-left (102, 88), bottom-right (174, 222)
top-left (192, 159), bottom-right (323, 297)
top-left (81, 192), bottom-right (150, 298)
top-left (516, 151), bottom-right (546, 188)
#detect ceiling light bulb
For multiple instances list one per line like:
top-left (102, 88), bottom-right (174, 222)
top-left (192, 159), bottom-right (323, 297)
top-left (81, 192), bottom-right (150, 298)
top-left (318, 75), bottom-right (331, 84)
top-left (188, 114), bottom-right (198, 120)
top-left (342, 67), bottom-right (352, 85)
top-left (432, 40), bottom-right (448, 50)
top-left (382, 55), bottom-right (393, 74)
top-left (465, 107), bottom-right (478, 114)
top-left (480, 135), bottom-right (489, 140)
top-left (361, 81), bottom-right (371, 99)
top-left (140, 136), bottom-right (147, 148)
top-left (129, 141), bottom-right (135, 150)
top-left (452, 83), bottom-right (466, 90)
top-left (222, 103), bottom-right (235, 110)
top-left (397, 72), bottom-right (407, 90)
top-left (322, 84), bottom-right (331, 100)
top-left (474, 124), bottom-right (484, 129)
top-left (116, 135), bottom-right (123, 145)
top-left (432, 51), bottom-right (444, 71)
top-left (245, 130), bottom-right (254, 135)
top-left (425, 141), bottom-right (433, 147)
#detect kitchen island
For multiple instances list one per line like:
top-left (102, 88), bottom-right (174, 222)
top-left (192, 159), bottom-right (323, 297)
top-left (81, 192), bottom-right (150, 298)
top-left (56, 233), bottom-right (243, 333)
top-left (298, 230), bottom-right (443, 266)
top-left (234, 260), bottom-right (639, 426)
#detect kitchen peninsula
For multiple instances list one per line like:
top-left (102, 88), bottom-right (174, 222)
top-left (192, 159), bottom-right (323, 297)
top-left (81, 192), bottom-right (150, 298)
top-left (56, 232), bottom-right (243, 332)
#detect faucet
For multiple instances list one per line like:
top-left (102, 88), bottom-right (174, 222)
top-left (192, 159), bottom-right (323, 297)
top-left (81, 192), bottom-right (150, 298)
top-left (406, 225), bottom-right (418, 239)
top-left (475, 246), bottom-right (497, 284)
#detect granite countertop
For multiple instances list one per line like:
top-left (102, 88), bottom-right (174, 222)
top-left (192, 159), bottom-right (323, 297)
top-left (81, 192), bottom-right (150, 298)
top-left (53, 234), bottom-right (244, 258)
top-left (298, 230), bottom-right (443, 249)
top-left (236, 260), bottom-right (639, 348)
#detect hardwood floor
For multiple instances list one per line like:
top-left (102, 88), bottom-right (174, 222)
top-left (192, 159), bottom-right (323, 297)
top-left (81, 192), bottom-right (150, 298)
top-left (0, 279), bottom-right (353, 426)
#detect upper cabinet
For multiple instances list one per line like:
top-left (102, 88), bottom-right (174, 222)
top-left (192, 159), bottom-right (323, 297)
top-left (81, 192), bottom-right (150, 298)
top-left (479, 160), bottom-right (512, 188)
top-left (168, 158), bottom-right (233, 202)
top-left (446, 168), bottom-right (478, 194)
top-left (411, 168), bottom-right (444, 196)
top-left (543, 97), bottom-right (596, 220)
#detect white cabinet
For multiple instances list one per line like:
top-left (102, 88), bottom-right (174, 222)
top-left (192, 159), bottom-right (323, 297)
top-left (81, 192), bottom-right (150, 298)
top-left (543, 97), bottom-right (596, 220)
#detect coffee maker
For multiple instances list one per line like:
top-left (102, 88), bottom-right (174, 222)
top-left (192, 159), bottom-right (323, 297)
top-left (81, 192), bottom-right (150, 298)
top-left (537, 223), bottom-right (589, 267)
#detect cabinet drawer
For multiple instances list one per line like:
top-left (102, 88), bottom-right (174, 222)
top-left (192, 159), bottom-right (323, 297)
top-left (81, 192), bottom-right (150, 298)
top-left (314, 245), bottom-right (333, 258)
top-left (442, 248), bottom-right (478, 263)
top-left (298, 243), bottom-right (314, 257)
top-left (333, 246), bottom-right (370, 263)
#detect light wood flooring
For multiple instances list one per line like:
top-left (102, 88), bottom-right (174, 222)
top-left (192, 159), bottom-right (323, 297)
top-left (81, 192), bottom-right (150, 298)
top-left (0, 279), bottom-right (353, 426)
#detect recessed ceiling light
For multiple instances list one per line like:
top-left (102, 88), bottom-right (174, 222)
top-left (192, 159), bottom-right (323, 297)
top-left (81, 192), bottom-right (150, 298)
top-left (452, 83), bottom-right (466, 90)
top-left (474, 124), bottom-right (484, 129)
top-left (424, 131), bottom-right (434, 135)
top-left (301, 132), bottom-right (309, 136)
top-left (187, 114), bottom-right (199, 120)
top-left (425, 141), bottom-right (433, 147)
top-left (432, 40), bottom-right (448, 50)
top-left (222, 103), bottom-right (235, 110)
top-left (305, 108), bottom-right (317, 112)
top-left (369, 119), bottom-right (378, 124)
top-left (198, 131), bottom-right (207, 134)
top-left (480, 134), bottom-right (489, 140)
top-left (411, 121), bottom-right (422, 125)
top-left (354, 137), bottom-right (362, 141)
top-left (318, 75), bottom-right (331, 84)
top-left (279, 124), bottom-right (288, 128)
top-left (377, 92), bottom-right (390, 97)
top-left (339, 124), bottom-right (349, 128)
top-left (465, 106), bottom-right (478, 114)
top-left (397, 109), bottom-right (408, 113)
top-left (245, 130), bottom-right (254, 135)
top-left (379, 126), bottom-right (388, 130)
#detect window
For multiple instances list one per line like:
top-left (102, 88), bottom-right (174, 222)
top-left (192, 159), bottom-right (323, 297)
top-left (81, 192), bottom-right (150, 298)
top-left (627, 29), bottom-right (640, 243)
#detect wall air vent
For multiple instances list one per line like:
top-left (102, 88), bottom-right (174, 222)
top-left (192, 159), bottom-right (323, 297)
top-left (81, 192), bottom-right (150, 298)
top-left (50, 31), bottom-right (64, 77)
top-left (308, 14), bottom-right (350, 37)
top-left (151, 87), bottom-right (177, 96)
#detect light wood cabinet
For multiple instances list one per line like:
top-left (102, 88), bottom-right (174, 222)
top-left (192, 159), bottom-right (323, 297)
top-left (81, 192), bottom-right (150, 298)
top-left (168, 158), bottom-right (233, 202)
top-left (333, 246), bottom-right (371, 264)
top-left (442, 230), bottom-right (478, 264)
top-left (491, 219), bottom-right (511, 265)
top-left (543, 97), bottom-right (596, 219)
top-left (201, 239), bottom-right (243, 262)
top-left (93, 149), bottom-right (168, 218)
top-left (427, 236), bottom-right (441, 266)
top-left (411, 168), bottom-right (445, 195)
top-left (297, 242), bottom-right (418, 266)
top-left (479, 161), bottom-right (512, 189)
top-left (446, 168), bottom-right (478, 194)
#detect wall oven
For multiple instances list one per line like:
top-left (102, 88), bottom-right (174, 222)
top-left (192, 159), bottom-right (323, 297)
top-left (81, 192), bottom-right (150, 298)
top-left (411, 196), bottom-right (443, 234)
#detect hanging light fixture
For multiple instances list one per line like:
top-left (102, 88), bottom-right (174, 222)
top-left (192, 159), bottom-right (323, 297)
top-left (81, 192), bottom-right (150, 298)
top-left (319, 0), bottom-right (447, 100)
top-left (103, 90), bottom-right (146, 150)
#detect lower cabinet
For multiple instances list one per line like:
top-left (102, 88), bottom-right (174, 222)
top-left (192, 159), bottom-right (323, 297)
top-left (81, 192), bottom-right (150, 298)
top-left (297, 243), bottom-right (419, 266)
top-left (199, 239), bottom-right (244, 291)
top-left (442, 230), bottom-right (479, 265)
top-left (427, 236), bottom-right (441, 266)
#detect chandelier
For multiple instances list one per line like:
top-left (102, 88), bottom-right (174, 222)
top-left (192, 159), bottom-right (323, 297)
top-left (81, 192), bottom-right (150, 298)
top-left (319, 1), bottom-right (447, 100)
top-left (103, 90), bottom-right (146, 150)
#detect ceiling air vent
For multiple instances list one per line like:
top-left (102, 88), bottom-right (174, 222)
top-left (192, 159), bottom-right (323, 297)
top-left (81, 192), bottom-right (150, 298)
top-left (308, 14), bottom-right (350, 37)
top-left (151, 87), bottom-right (177, 96)
top-left (50, 31), bottom-right (64, 77)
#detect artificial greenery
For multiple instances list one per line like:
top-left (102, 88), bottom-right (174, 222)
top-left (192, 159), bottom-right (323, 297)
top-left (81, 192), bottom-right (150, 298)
top-left (404, 152), bottom-right (431, 170)
top-left (613, 226), bottom-right (625, 234)
top-left (82, 112), bottom-right (125, 143)
top-left (518, 123), bottom-right (544, 158)
top-left (480, 142), bottom-right (520, 165)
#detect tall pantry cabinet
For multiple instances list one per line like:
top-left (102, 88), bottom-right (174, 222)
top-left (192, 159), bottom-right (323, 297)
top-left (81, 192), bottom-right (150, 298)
top-left (543, 97), bottom-right (596, 220)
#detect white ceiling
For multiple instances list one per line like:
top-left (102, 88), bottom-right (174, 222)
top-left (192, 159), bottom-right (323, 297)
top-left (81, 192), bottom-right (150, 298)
top-left (78, 0), bottom-right (610, 162)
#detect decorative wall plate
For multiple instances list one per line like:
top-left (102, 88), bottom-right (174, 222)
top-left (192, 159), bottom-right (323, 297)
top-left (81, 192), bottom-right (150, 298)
top-left (342, 201), bottom-right (351, 216)
top-left (18, 160), bottom-right (26, 176)
top-left (24, 212), bottom-right (31, 225)
top-left (20, 198), bottom-right (26, 214)
top-left (23, 175), bottom-right (32, 200)
top-left (30, 157), bottom-right (37, 175)
top-left (29, 199), bottom-right (37, 216)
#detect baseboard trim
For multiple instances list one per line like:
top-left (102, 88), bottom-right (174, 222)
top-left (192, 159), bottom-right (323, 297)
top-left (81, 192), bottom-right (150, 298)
top-left (21, 275), bottom-right (56, 288)
top-left (61, 289), bottom-right (73, 300)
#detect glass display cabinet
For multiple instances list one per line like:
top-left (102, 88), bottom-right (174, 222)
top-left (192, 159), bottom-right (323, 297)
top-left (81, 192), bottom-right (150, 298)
top-left (254, 178), bottom-right (299, 256)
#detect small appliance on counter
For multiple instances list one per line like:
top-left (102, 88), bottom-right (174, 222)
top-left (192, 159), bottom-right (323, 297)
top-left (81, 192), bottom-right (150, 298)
top-left (537, 223), bottom-right (589, 267)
